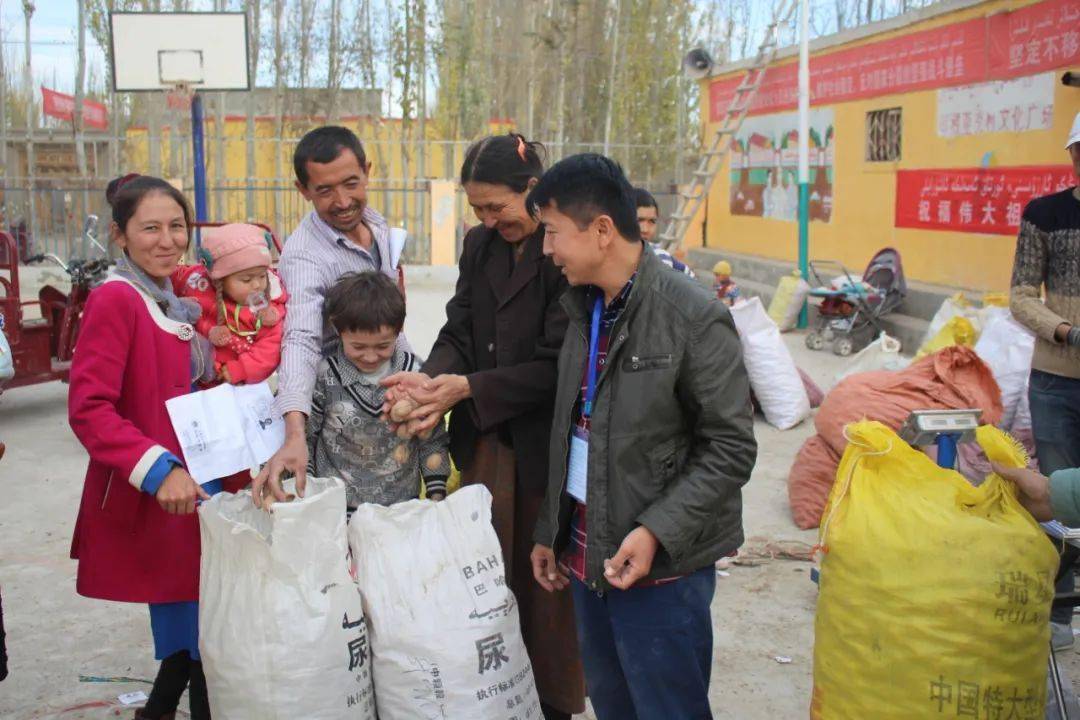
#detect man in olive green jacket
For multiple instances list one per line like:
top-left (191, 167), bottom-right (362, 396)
top-left (527, 154), bottom-right (757, 720)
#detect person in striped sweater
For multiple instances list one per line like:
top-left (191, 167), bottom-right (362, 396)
top-left (1009, 110), bottom-right (1080, 650)
top-left (633, 187), bottom-right (696, 278)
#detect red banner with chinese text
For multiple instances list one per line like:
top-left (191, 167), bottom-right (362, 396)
top-left (41, 86), bottom-right (108, 130)
top-left (894, 166), bottom-right (1076, 236)
top-left (709, 0), bottom-right (1080, 122)
top-left (987, 0), bottom-right (1080, 79)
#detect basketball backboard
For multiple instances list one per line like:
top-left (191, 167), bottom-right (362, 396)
top-left (109, 12), bottom-right (250, 92)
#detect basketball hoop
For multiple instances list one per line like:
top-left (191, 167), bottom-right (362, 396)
top-left (165, 83), bottom-right (195, 112)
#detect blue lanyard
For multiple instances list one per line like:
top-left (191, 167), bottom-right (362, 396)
top-left (583, 295), bottom-right (604, 419)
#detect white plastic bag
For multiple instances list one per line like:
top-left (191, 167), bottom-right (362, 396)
top-left (973, 310), bottom-right (1035, 431)
top-left (0, 328), bottom-right (13, 383)
top-left (199, 477), bottom-right (375, 720)
top-left (832, 333), bottom-right (907, 386)
top-left (922, 294), bottom-right (982, 347)
top-left (349, 485), bottom-right (541, 720)
top-left (730, 297), bottom-right (811, 430)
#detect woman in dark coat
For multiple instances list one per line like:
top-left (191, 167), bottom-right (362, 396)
top-left (383, 133), bottom-right (585, 720)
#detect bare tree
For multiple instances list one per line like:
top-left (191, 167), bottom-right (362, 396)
top-left (416, 0), bottom-right (428, 235)
top-left (87, 0), bottom-right (128, 177)
top-left (165, 0), bottom-right (190, 179)
top-left (602, 0), bottom-right (623, 155)
top-left (214, 0), bottom-right (226, 218)
top-left (245, 0), bottom-right (262, 219)
top-left (326, 0), bottom-right (342, 122)
top-left (74, 0), bottom-right (88, 178)
top-left (272, 0), bottom-right (285, 231)
top-left (836, 0), bottom-right (849, 31)
top-left (553, 0), bottom-right (569, 158)
top-left (1, 9), bottom-right (8, 174)
top-left (23, 1), bottom-right (35, 235)
top-left (296, 0), bottom-right (317, 109)
top-left (144, 0), bottom-right (162, 175)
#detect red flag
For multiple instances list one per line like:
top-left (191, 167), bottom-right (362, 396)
top-left (41, 86), bottom-right (108, 130)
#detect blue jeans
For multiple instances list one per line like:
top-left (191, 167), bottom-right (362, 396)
top-left (570, 567), bottom-right (716, 720)
top-left (1030, 370), bottom-right (1080, 624)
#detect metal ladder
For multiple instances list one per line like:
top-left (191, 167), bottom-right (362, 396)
top-left (660, 0), bottom-right (799, 251)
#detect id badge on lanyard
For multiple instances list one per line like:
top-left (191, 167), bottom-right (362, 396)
top-left (567, 296), bottom-right (603, 504)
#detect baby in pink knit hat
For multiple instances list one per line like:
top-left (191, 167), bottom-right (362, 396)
top-left (172, 223), bottom-right (288, 388)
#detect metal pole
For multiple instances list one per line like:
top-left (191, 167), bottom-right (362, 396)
top-left (191, 92), bottom-right (209, 245)
top-left (797, 0), bottom-right (810, 329)
top-left (0, 9), bottom-right (8, 229)
top-left (23, 1), bottom-right (36, 243)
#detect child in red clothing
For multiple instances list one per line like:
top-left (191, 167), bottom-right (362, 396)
top-left (173, 224), bottom-right (287, 495)
top-left (173, 223), bottom-right (287, 386)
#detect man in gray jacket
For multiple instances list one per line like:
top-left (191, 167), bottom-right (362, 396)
top-left (528, 153), bottom-right (757, 720)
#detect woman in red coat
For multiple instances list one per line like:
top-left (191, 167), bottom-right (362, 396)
top-left (69, 175), bottom-right (217, 720)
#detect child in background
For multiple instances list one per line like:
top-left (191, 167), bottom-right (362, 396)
top-left (307, 271), bottom-right (450, 511)
top-left (713, 260), bottom-right (741, 307)
top-left (173, 223), bottom-right (288, 387)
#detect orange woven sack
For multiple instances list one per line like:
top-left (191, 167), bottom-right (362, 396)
top-left (815, 346), bottom-right (1002, 456)
top-left (787, 434), bottom-right (841, 530)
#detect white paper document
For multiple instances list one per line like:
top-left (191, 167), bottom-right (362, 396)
top-left (118, 691), bottom-right (149, 706)
top-left (165, 381), bottom-right (285, 485)
top-left (566, 428), bottom-right (589, 503)
top-left (388, 227), bottom-right (407, 269)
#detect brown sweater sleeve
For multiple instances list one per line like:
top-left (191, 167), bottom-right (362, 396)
top-left (1009, 218), bottom-right (1068, 344)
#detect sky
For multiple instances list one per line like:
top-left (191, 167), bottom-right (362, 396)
top-left (1, 0), bottom-right (108, 94)
top-left (0, 0), bottom-right (419, 113)
top-left (0, 0), bottom-right (862, 103)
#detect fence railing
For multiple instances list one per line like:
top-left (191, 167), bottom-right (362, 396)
top-left (0, 179), bottom-right (113, 263)
top-left (0, 177), bottom-right (687, 265)
top-left (0, 178), bottom-right (433, 265)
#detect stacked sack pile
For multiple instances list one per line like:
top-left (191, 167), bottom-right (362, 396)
top-left (787, 291), bottom-right (1037, 530)
top-left (779, 291), bottom-right (1056, 717)
top-left (811, 421), bottom-right (1056, 718)
top-left (198, 481), bottom-right (541, 720)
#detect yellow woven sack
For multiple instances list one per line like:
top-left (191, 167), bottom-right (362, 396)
top-left (916, 315), bottom-right (978, 358)
top-left (767, 269), bottom-right (810, 331)
top-left (811, 421), bottom-right (1057, 720)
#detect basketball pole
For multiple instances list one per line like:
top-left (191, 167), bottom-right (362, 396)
top-left (190, 91), bottom-right (209, 246)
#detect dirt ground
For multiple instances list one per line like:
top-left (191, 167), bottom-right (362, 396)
top-left (0, 268), bottom-right (1075, 719)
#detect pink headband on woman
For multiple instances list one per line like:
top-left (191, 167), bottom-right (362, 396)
top-left (116, 173), bottom-right (141, 192)
top-left (516, 136), bottom-right (527, 162)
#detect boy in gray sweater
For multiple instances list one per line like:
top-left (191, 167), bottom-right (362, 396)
top-left (306, 271), bottom-right (450, 510)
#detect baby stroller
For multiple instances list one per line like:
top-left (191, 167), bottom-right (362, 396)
top-left (805, 247), bottom-right (906, 357)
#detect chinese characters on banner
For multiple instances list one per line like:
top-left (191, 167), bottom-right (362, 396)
top-left (894, 166), bottom-right (1075, 236)
top-left (710, 17), bottom-right (985, 120)
top-left (937, 73), bottom-right (1055, 137)
top-left (709, 0), bottom-right (1080, 122)
top-left (988, 0), bottom-right (1080, 78)
top-left (41, 87), bottom-right (108, 130)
